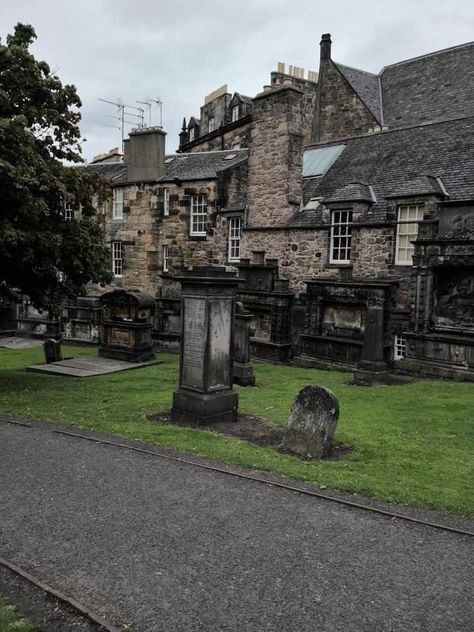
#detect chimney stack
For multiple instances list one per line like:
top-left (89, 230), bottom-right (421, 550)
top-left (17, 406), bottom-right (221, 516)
top-left (124, 126), bottom-right (166, 181)
top-left (320, 33), bottom-right (332, 61)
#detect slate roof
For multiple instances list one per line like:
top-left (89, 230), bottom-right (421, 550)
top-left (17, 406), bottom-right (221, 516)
top-left (380, 42), bottom-right (474, 128)
top-left (85, 150), bottom-right (249, 185)
top-left (298, 116), bottom-right (474, 225)
top-left (333, 41), bottom-right (474, 130)
top-left (85, 162), bottom-right (128, 184)
top-left (158, 149), bottom-right (248, 182)
top-left (335, 63), bottom-right (382, 123)
top-left (324, 182), bottom-right (374, 204)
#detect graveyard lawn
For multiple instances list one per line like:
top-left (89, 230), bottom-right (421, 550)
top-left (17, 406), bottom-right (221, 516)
top-left (0, 602), bottom-right (37, 632)
top-left (0, 346), bottom-right (473, 516)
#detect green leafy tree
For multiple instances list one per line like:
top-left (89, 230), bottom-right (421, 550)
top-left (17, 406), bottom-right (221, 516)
top-left (0, 23), bottom-right (112, 312)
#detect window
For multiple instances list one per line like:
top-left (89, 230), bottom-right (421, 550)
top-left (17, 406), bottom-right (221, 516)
top-left (162, 245), bottom-right (170, 272)
top-left (303, 145), bottom-right (345, 177)
top-left (330, 210), bottom-right (352, 263)
top-left (163, 188), bottom-right (170, 216)
top-left (395, 204), bottom-right (424, 265)
top-left (112, 241), bottom-right (123, 277)
top-left (190, 195), bottom-right (207, 236)
top-left (228, 217), bottom-right (242, 262)
top-left (189, 127), bottom-right (195, 141)
top-left (208, 117), bottom-right (215, 133)
top-left (64, 200), bottom-right (74, 221)
top-left (112, 188), bottom-right (124, 220)
top-left (232, 105), bottom-right (239, 122)
top-left (394, 334), bottom-right (406, 360)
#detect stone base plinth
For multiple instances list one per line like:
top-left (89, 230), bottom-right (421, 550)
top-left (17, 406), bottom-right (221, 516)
top-left (250, 339), bottom-right (292, 364)
top-left (98, 347), bottom-right (155, 363)
top-left (233, 362), bottom-right (256, 386)
top-left (170, 389), bottom-right (238, 425)
top-left (353, 368), bottom-right (391, 386)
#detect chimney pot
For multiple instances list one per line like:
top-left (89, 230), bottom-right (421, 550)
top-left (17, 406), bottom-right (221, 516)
top-left (320, 33), bottom-right (332, 61)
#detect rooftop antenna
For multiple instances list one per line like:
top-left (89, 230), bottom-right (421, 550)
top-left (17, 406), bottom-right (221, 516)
top-left (99, 97), bottom-right (146, 151)
top-left (136, 97), bottom-right (163, 128)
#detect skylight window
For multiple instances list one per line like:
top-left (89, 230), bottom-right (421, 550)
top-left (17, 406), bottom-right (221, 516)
top-left (224, 153), bottom-right (237, 160)
top-left (165, 157), bottom-right (176, 164)
top-left (303, 145), bottom-right (345, 177)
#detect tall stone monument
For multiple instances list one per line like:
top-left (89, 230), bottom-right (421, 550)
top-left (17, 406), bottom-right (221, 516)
top-left (170, 267), bottom-right (239, 424)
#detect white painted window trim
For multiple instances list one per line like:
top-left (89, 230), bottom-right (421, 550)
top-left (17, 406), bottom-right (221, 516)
top-left (163, 188), bottom-right (170, 216)
top-left (231, 105), bottom-right (239, 122)
top-left (208, 117), bottom-right (215, 133)
top-left (329, 210), bottom-right (352, 264)
top-left (190, 195), bottom-right (207, 237)
top-left (228, 217), bottom-right (242, 262)
top-left (112, 241), bottom-right (123, 277)
top-left (189, 127), bottom-right (195, 141)
top-left (395, 204), bottom-right (424, 266)
top-left (394, 334), bottom-right (406, 360)
top-left (112, 188), bottom-right (124, 220)
top-left (162, 244), bottom-right (170, 272)
top-left (64, 200), bottom-right (74, 221)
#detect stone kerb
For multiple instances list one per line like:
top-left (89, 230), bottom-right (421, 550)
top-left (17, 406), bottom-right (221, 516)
top-left (281, 385), bottom-right (339, 459)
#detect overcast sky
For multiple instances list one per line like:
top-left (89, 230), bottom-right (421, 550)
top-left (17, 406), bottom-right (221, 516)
top-left (2, 0), bottom-right (473, 161)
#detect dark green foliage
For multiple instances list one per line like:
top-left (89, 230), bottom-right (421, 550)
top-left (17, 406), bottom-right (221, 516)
top-left (0, 23), bottom-right (112, 310)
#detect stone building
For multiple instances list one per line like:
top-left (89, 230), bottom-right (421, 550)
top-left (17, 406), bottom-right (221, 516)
top-left (79, 34), bottom-right (473, 379)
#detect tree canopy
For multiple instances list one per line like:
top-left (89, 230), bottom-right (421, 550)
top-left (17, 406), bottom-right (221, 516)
top-left (0, 23), bottom-right (112, 311)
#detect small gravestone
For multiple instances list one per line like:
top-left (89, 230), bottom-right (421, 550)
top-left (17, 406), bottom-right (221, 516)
top-left (43, 338), bottom-right (63, 364)
top-left (280, 385), bottom-right (339, 459)
top-left (233, 302), bottom-right (256, 386)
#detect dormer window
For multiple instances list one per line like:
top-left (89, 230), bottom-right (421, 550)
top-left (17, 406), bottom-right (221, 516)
top-left (189, 127), bottom-right (195, 141)
top-left (208, 117), bottom-right (215, 133)
top-left (232, 105), bottom-right (239, 122)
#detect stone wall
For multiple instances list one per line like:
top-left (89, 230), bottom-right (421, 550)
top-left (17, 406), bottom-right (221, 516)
top-left (315, 59), bottom-right (379, 143)
top-left (246, 86), bottom-right (309, 228)
top-left (185, 121), bottom-right (252, 153)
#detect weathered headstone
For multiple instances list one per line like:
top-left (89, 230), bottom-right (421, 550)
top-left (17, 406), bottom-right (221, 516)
top-left (43, 338), bottom-right (63, 364)
top-left (233, 302), bottom-right (256, 386)
top-left (170, 267), bottom-right (239, 424)
top-left (280, 385), bottom-right (339, 459)
top-left (353, 295), bottom-right (390, 385)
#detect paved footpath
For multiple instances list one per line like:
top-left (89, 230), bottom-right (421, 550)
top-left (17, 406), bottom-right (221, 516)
top-left (1, 421), bottom-right (473, 632)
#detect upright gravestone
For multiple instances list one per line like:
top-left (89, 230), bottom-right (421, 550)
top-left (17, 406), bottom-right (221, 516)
top-left (280, 385), bottom-right (339, 459)
top-left (43, 338), bottom-right (63, 364)
top-left (233, 302), bottom-right (256, 386)
top-left (354, 295), bottom-right (389, 385)
top-left (170, 267), bottom-right (239, 424)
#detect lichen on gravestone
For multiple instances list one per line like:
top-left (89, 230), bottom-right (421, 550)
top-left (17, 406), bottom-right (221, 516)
top-left (280, 385), bottom-right (339, 459)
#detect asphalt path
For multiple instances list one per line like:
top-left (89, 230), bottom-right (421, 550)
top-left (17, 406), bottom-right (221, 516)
top-left (1, 421), bottom-right (473, 631)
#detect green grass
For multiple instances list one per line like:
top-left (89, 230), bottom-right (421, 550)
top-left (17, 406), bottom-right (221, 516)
top-left (0, 602), bottom-right (36, 632)
top-left (0, 345), bottom-right (473, 516)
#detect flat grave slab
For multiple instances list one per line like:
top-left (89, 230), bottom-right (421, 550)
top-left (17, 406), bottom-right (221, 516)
top-left (0, 336), bottom-right (44, 350)
top-left (26, 355), bottom-right (160, 377)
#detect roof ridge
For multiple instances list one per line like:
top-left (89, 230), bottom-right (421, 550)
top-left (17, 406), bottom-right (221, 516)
top-left (305, 113), bottom-right (474, 148)
top-left (172, 149), bottom-right (249, 157)
top-left (379, 40), bottom-right (474, 75)
top-left (334, 61), bottom-right (377, 77)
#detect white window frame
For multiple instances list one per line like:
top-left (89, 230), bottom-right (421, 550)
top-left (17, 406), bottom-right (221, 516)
top-left (208, 117), bottom-right (215, 133)
top-left (112, 241), bottom-right (123, 277)
top-left (394, 334), bottom-right (407, 360)
top-left (330, 210), bottom-right (352, 264)
top-left (395, 204), bottom-right (424, 265)
top-left (189, 127), bottom-right (195, 141)
top-left (112, 188), bottom-right (124, 220)
top-left (228, 217), bottom-right (242, 262)
top-left (162, 244), bottom-right (170, 272)
top-left (163, 188), bottom-right (170, 216)
top-left (232, 105), bottom-right (239, 122)
top-left (64, 200), bottom-right (74, 221)
top-left (190, 195), bottom-right (207, 237)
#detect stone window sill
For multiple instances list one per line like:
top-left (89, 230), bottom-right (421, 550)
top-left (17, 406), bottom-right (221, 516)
top-left (189, 235), bottom-right (207, 241)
